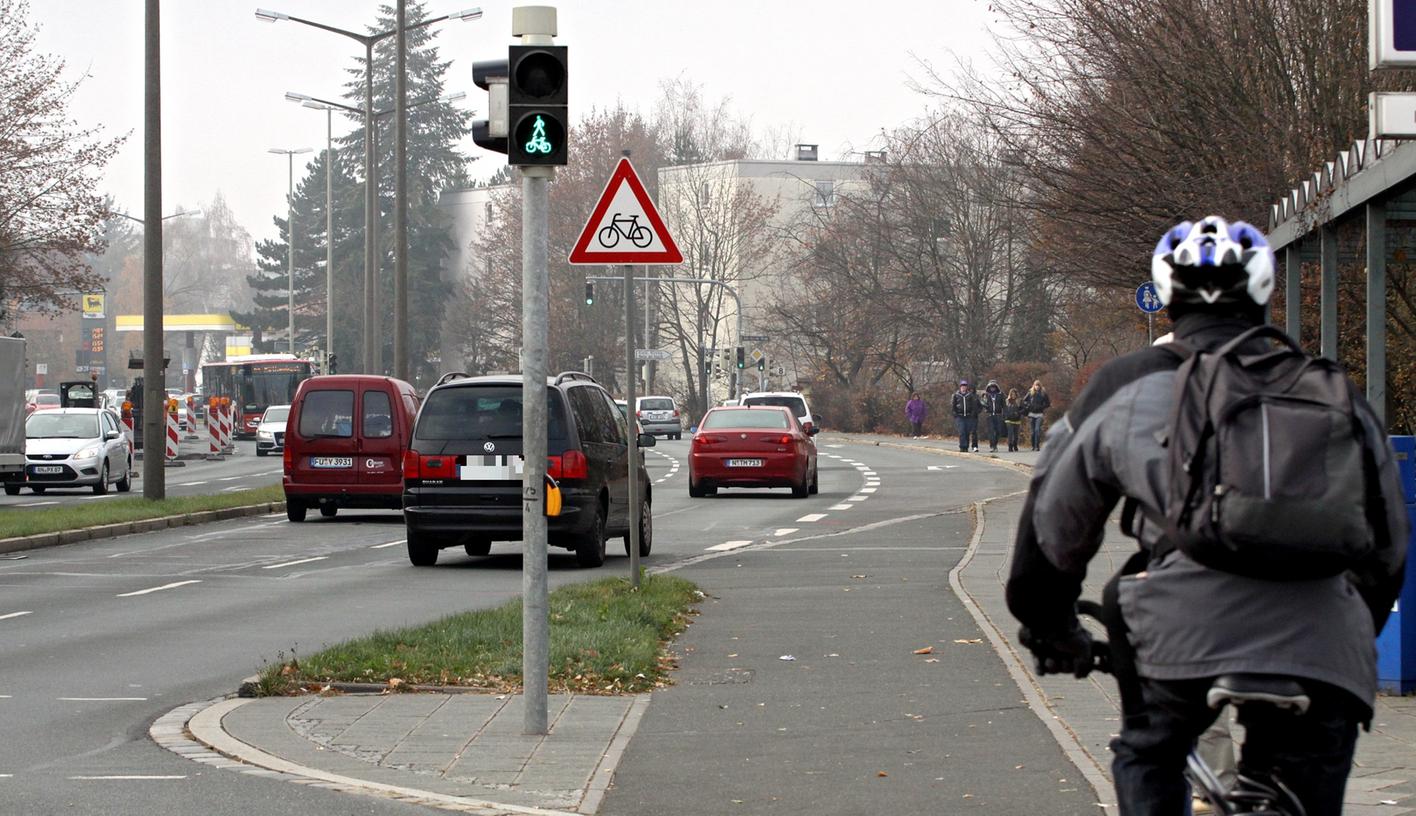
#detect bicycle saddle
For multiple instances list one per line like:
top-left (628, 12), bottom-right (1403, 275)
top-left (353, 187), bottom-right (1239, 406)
top-left (1207, 674), bottom-right (1311, 715)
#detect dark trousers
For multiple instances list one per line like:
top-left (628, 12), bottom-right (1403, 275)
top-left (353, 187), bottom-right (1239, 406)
top-left (955, 416), bottom-right (977, 450)
top-left (909, 420), bottom-right (923, 436)
top-left (1111, 677), bottom-right (1360, 816)
top-left (985, 415), bottom-right (1003, 450)
top-left (1006, 421), bottom-right (1021, 451)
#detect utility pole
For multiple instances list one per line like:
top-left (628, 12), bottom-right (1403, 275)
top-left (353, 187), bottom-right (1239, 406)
top-left (624, 262), bottom-right (642, 588)
top-left (142, 0), bottom-right (164, 500)
top-left (325, 108), bottom-right (334, 366)
top-left (393, 0), bottom-right (409, 381)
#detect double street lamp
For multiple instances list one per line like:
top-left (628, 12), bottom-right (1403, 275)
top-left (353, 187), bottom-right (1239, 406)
top-left (268, 147), bottom-right (313, 357)
top-left (256, 6), bottom-right (482, 375)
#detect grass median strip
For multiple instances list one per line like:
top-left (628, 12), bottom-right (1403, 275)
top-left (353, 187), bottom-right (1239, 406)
top-left (0, 485), bottom-right (284, 540)
top-left (255, 573), bottom-right (702, 696)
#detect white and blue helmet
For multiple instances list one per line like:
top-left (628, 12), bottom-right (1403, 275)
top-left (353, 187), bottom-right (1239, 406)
top-left (1150, 216), bottom-right (1275, 307)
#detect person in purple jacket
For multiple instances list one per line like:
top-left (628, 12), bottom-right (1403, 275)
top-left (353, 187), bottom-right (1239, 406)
top-left (905, 392), bottom-right (927, 438)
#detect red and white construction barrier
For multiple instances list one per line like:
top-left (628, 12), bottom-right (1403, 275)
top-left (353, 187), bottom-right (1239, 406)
top-left (206, 401), bottom-right (224, 460)
top-left (121, 403), bottom-right (135, 446)
top-left (220, 400), bottom-right (234, 454)
top-left (163, 402), bottom-right (185, 467)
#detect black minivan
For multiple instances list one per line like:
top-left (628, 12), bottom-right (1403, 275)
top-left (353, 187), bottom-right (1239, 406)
top-left (401, 371), bottom-right (655, 568)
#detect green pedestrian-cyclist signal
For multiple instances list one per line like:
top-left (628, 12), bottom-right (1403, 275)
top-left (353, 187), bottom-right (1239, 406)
top-left (507, 45), bottom-right (568, 167)
top-left (525, 115), bottom-right (553, 155)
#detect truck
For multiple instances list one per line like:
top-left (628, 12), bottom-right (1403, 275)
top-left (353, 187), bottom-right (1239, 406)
top-left (0, 336), bottom-right (25, 491)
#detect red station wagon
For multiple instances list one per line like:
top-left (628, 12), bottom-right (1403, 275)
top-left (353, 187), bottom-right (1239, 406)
top-left (688, 405), bottom-right (819, 498)
top-left (283, 375), bottom-right (420, 521)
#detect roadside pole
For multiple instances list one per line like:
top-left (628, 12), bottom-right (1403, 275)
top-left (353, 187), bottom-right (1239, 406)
top-left (624, 264), bottom-right (641, 588)
top-left (516, 3), bottom-right (555, 741)
top-left (142, 0), bottom-right (165, 500)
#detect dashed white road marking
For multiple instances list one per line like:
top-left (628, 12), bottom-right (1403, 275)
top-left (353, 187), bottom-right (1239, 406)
top-left (58, 697), bottom-right (149, 702)
top-left (221, 486), bottom-right (248, 492)
top-left (117, 580), bottom-right (201, 598)
top-left (772, 528), bottom-right (799, 537)
top-left (863, 471), bottom-right (877, 476)
top-left (177, 481), bottom-right (209, 487)
top-left (68, 775), bottom-right (185, 780)
top-left (216, 476), bottom-right (243, 482)
top-left (370, 540), bottom-right (405, 549)
top-left (0, 611), bottom-right (32, 621)
top-left (829, 504), bottom-right (854, 510)
top-left (824, 444), bottom-right (843, 448)
top-left (262, 556), bottom-right (328, 570)
top-left (706, 540), bottom-right (754, 552)
top-left (848, 495), bottom-right (869, 502)
top-left (796, 513), bottom-right (828, 522)
top-left (861, 487), bottom-right (878, 493)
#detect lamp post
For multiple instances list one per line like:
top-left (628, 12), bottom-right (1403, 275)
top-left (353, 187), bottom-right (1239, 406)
top-left (256, 6), bottom-right (482, 374)
top-left (269, 148), bottom-right (312, 356)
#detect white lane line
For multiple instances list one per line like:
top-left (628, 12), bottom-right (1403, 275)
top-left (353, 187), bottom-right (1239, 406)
top-left (221, 486), bottom-right (247, 492)
top-left (861, 487), bottom-right (878, 493)
top-left (0, 773), bottom-right (11, 777)
top-left (117, 580), bottom-right (201, 598)
top-left (58, 697), bottom-right (149, 702)
top-left (796, 513), bottom-right (828, 523)
top-left (828, 504), bottom-right (854, 510)
top-left (825, 444), bottom-right (843, 448)
top-left (68, 775), bottom-right (185, 780)
top-left (706, 540), bottom-right (754, 552)
top-left (0, 695), bottom-right (12, 698)
top-left (15, 501), bottom-right (60, 507)
top-left (772, 528), bottom-right (799, 537)
top-left (854, 465), bottom-right (868, 470)
top-left (863, 471), bottom-right (877, 476)
top-left (84, 494), bottom-right (117, 500)
top-left (262, 556), bottom-right (328, 570)
top-left (216, 476), bottom-right (243, 482)
top-left (370, 539), bottom-right (406, 549)
top-left (0, 611), bottom-right (32, 621)
top-left (848, 495), bottom-right (869, 502)
top-left (177, 481), bottom-right (209, 487)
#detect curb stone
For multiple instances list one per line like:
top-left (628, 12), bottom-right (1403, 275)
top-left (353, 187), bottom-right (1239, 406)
top-left (0, 500), bottom-right (286, 555)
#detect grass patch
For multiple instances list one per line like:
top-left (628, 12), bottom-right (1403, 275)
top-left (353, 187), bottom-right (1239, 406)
top-left (257, 573), bottom-right (702, 696)
top-left (0, 484), bottom-right (285, 540)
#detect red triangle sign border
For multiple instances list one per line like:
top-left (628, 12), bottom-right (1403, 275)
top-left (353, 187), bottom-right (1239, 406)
top-left (568, 158), bottom-right (684, 265)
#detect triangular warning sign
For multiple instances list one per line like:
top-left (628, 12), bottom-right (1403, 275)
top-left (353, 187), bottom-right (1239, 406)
top-left (568, 158), bottom-right (684, 265)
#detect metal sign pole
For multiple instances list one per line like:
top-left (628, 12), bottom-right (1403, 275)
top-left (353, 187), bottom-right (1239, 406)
top-left (625, 264), bottom-right (641, 588)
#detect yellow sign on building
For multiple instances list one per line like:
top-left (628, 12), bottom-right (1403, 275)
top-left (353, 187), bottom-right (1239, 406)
top-left (81, 293), bottom-right (105, 319)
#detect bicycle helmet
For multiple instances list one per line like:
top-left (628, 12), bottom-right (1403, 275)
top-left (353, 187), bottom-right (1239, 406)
top-left (1151, 216), bottom-right (1275, 308)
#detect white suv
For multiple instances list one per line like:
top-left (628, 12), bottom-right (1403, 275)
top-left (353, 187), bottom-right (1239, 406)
top-left (740, 392), bottom-right (817, 436)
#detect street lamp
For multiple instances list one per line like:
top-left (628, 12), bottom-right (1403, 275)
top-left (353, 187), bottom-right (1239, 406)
top-left (257, 6), bottom-right (482, 374)
top-left (269, 147), bottom-right (313, 357)
top-left (283, 91), bottom-right (468, 376)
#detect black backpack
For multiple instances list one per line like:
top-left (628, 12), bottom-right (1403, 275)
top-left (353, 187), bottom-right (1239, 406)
top-left (1162, 325), bottom-right (1374, 580)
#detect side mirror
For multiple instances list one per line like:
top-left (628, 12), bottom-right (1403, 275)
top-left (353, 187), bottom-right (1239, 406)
top-left (807, 426), bottom-right (820, 436)
top-left (105, 430), bottom-right (120, 441)
top-left (638, 432), bottom-right (656, 448)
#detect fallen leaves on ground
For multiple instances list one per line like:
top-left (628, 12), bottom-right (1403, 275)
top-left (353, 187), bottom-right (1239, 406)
top-left (913, 646), bottom-right (935, 655)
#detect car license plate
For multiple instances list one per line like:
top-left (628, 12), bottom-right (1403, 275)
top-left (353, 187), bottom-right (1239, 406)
top-left (310, 457), bottom-right (353, 469)
top-left (726, 459), bottom-right (763, 468)
top-left (32, 465), bottom-right (63, 474)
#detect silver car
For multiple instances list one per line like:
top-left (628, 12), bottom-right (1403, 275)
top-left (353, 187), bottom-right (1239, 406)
top-left (16, 409), bottom-right (133, 495)
top-left (635, 396), bottom-right (682, 439)
top-left (255, 404), bottom-right (290, 457)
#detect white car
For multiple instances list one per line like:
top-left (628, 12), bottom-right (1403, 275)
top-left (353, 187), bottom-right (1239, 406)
top-left (12, 408), bottom-right (133, 495)
top-left (740, 391), bottom-right (817, 435)
top-left (636, 396), bottom-right (683, 440)
top-left (255, 404), bottom-right (290, 457)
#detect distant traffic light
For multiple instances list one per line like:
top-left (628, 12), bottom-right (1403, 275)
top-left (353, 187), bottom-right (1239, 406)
top-left (327, 353), bottom-right (337, 375)
top-left (508, 45), bottom-right (568, 167)
top-left (584, 281), bottom-right (594, 305)
top-left (756, 354), bottom-right (766, 372)
top-left (735, 346), bottom-right (745, 369)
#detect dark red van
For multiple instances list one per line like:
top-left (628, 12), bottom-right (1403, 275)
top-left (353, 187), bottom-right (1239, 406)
top-left (283, 375), bottom-right (420, 522)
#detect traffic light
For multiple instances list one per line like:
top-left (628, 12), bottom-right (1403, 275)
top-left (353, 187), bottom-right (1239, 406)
top-left (471, 59), bottom-right (510, 155)
top-left (735, 347), bottom-right (745, 369)
top-left (718, 347), bottom-right (732, 373)
top-left (508, 44), bottom-right (568, 166)
top-left (584, 281), bottom-right (594, 305)
top-left (757, 354), bottom-right (766, 372)
top-left (327, 353), bottom-right (338, 375)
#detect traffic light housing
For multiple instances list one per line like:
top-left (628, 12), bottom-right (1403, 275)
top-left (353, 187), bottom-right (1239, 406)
top-left (584, 281), bottom-right (594, 305)
top-left (718, 347), bottom-right (732, 373)
top-left (327, 353), bottom-right (337, 375)
top-left (508, 45), bottom-right (567, 166)
top-left (471, 59), bottom-right (510, 155)
top-left (735, 347), bottom-right (745, 369)
top-left (757, 354), bottom-right (766, 372)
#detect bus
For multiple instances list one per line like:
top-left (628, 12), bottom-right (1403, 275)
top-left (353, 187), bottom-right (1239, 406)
top-left (200, 354), bottom-right (314, 438)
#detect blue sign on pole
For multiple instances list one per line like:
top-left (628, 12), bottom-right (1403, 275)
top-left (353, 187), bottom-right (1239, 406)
top-left (1136, 282), bottom-right (1163, 314)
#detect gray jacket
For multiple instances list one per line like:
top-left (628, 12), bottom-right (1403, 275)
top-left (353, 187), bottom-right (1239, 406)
top-left (1006, 316), bottom-right (1408, 712)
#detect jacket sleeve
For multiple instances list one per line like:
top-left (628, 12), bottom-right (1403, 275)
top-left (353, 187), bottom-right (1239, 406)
top-left (1006, 405), bottom-right (1123, 633)
top-left (1350, 394), bottom-right (1410, 632)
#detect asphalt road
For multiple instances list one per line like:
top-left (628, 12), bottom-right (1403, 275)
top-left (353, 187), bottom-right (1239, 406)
top-left (0, 437), bottom-right (1082, 815)
top-left (1, 439), bottom-right (282, 511)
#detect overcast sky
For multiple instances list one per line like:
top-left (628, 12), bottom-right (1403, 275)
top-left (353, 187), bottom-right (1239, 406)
top-left (29, 1), bottom-right (1001, 244)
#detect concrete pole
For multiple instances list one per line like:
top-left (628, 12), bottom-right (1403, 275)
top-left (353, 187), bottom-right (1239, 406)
top-left (1320, 224), bottom-right (1338, 361)
top-left (287, 151), bottom-right (296, 356)
top-left (363, 42), bottom-right (377, 374)
top-left (142, 0), bottom-right (165, 500)
top-left (325, 108), bottom-right (334, 368)
top-left (1285, 244), bottom-right (1301, 342)
top-left (624, 265), bottom-right (640, 588)
top-left (394, 0), bottom-right (409, 382)
top-left (517, 4), bottom-right (556, 738)
top-left (1367, 202), bottom-right (1387, 425)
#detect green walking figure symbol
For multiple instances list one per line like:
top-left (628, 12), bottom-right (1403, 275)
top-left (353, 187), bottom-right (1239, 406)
top-left (525, 115), bottom-right (553, 155)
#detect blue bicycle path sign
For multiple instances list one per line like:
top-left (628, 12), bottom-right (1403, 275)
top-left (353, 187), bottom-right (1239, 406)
top-left (1136, 282), bottom-right (1164, 314)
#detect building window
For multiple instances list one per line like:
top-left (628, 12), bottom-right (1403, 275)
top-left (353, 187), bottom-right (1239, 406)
top-left (700, 182), bottom-right (711, 204)
top-left (484, 202), bottom-right (493, 222)
top-left (813, 179), bottom-right (835, 208)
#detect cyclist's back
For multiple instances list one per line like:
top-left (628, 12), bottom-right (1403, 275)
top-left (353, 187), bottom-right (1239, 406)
top-left (1006, 217), bottom-right (1408, 815)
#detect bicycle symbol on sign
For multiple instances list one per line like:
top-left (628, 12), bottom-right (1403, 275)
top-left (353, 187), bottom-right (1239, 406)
top-left (597, 214), bottom-right (654, 249)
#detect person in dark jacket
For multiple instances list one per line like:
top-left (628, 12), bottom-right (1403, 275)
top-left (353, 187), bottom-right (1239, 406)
top-left (1005, 217), bottom-right (1408, 816)
top-left (980, 380), bottom-right (1006, 452)
top-left (951, 380), bottom-right (980, 452)
top-left (1003, 388), bottom-right (1025, 452)
top-left (905, 393), bottom-right (927, 438)
top-left (1022, 380), bottom-right (1050, 450)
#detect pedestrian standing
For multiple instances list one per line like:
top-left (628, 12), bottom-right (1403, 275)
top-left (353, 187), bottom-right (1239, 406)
top-left (981, 380), bottom-right (1006, 452)
top-left (1004, 388), bottom-right (1024, 452)
top-left (951, 380), bottom-right (980, 452)
top-left (905, 392), bottom-right (927, 438)
top-left (1023, 380), bottom-right (1051, 451)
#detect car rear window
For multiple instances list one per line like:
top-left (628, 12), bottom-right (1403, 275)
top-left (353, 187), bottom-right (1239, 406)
top-left (414, 385), bottom-right (566, 441)
top-left (640, 398), bottom-right (674, 411)
top-left (298, 390), bottom-right (354, 438)
top-left (743, 395), bottom-right (807, 417)
top-left (702, 409), bottom-right (790, 430)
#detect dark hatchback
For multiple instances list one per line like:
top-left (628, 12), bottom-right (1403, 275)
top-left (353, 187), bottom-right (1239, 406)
top-left (401, 371), bottom-right (655, 568)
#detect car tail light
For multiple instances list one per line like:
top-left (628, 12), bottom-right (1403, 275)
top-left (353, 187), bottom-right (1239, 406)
top-left (419, 455), bottom-right (456, 479)
top-left (773, 435), bottom-right (793, 445)
top-left (636, 410), bottom-right (644, 418)
top-left (548, 449), bottom-right (588, 480)
top-left (403, 449), bottom-right (420, 480)
top-left (283, 444), bottom-right (292, 473)
top-left (694, 434), bottom-right (723, 446)
top-left (672, 409), bottom-right (679, 417)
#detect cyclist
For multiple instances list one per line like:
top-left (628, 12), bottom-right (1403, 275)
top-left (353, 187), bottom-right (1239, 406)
top-left (1004, 217), bottom-right (1408, 815)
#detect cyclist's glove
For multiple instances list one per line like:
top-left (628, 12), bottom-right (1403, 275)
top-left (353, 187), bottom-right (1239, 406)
top-left (1018, 620), bottom-right (1098, 679)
